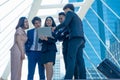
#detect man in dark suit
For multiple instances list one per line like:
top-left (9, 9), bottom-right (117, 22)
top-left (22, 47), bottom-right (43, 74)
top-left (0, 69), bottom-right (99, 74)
top-left (55, 4), bottom-right (86, 79)
top-left (58, 12), bottom-right (80, 79)
top-left (58, 12), bottom-right (68, 70)
top-left (25, 17), bottom-right (45, 80)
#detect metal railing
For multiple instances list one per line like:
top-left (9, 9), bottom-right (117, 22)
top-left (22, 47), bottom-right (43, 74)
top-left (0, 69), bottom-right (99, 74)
top-left (0, 0), bottom-right (32, 79)
top-left (82, 0), bottom-right (120, 79)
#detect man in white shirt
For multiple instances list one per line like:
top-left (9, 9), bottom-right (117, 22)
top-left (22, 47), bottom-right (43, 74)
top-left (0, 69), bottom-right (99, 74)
top-left (25, 17), bottom-right (45, 80)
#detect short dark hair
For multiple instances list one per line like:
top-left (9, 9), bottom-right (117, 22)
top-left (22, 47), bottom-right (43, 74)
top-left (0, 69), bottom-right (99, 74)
top-left (63, 4), bottom-right (74, 11)
top-left (58, 12), bottom-right (65, 16)
top-left (32, 16), bottom-right (41, 25)
top-left (16, 17), bottom-right (27, 29)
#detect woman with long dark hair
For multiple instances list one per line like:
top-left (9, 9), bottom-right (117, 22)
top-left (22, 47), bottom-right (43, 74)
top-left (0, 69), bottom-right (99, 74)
top-left (40, 16), bottom-right (57, 80)
top-left (10, 17), bottom-right (29, 80)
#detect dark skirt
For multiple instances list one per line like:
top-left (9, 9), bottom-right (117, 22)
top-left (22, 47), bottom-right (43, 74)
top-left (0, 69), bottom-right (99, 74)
top-left (41, 51), bottom-right (56, 65)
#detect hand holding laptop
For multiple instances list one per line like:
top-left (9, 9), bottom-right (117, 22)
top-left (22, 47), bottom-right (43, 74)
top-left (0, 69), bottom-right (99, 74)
top-left (51, 27), bottom-right (56, 32)
top-left (37, 27), bottom-right (54, 38)
top-left (37, 27), bottom-right (55, 40)
top-left (39, 36), bottom-right (48, 41)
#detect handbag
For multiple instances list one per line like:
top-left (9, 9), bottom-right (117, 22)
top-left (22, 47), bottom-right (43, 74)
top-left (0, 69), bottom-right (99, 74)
top-left (97, 59), bottom-right (120, 79)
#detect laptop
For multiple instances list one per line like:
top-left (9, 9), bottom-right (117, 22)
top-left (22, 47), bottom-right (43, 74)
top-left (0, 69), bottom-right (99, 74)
top-left (37, 27), bottom-right (53, 38)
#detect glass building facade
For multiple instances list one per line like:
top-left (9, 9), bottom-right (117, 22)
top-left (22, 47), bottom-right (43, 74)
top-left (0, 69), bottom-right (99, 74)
top-left (103, 0), bottom-right (120, 66)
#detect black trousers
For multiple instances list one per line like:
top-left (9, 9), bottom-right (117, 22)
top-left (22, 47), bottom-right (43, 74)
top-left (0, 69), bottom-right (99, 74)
top-left (64, 37), bottom-right (86, 79)
top-left (62, 38), bottom-right (80, 79)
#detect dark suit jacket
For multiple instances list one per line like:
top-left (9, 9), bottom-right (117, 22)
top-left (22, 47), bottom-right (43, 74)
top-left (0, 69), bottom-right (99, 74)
top-left (39, 37), bottom-right (57, 53)
top-left (56, 11), bottom-right (84, 39)
top-left (25, 29), bottom-right (35, 52)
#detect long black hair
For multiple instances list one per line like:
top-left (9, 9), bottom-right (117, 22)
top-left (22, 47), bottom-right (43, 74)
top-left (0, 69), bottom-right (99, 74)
top-left (44, 16), bottom-right (56, 27)
top-left (16, 17), bottom-right (27, 29)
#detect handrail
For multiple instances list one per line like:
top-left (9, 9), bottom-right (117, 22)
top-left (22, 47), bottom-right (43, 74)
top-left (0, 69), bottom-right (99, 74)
top-left (0, 0), bottom-right (9, 6)
top-left (83, 50), bottom-right (104, 79)
top-left (0, 4), bottom-right (31, 42)
top-left (100, 0), bottom-right (120, 20)
top-left (0, 0), bottom-right (25, 21)
top-left (0, 2), bottom-right (32, 79)
top-left (0, 52), bottom-right (9, 67)
top-left (86, 68), bottom-right (93, 79)
top-left (84, 17), bottom-right (120, 67)
top-left (0, 61), bottom-right (10, 80)
top-left (0, 1), bottom-right (31, 33)
top-left (90, 7), bottom-right (120, 43)
top-left (84, 34), bottom-right (102, 61)
top-left (0, 38), bottom-right (13, 60)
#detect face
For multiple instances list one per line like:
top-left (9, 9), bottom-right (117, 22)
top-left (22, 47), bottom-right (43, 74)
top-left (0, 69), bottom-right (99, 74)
top-left (24, 19), bottom-right (29, 29)
top-left (34, 20), bottom-right (41, 28)
top-left (46, 18), bottom-right (52, 27)
top-left (59, 15), bottom-right (65, 23)
top-left (64, 8), bottom-right (70, 14)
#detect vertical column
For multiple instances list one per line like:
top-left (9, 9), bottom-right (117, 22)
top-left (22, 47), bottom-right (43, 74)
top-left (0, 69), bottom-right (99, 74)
top-left (97, 0), bottom-right (106, 60)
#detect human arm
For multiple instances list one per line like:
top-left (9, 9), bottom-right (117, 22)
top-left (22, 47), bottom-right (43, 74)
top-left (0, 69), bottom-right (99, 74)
top-left (55, 11), bottom-right (73, 30)
top-left (16, 33), bottom-right (25, 60)
top-left (25, 30), bottom-right (32, 53)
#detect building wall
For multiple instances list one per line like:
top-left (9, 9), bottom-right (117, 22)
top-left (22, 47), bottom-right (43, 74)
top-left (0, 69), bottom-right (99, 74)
top-left (103, 0), bottom-right (120, 66)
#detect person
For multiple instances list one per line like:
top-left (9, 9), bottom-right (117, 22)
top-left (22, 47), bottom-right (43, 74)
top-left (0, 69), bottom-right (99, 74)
top-left (10, 17), bottom-right (29, 80)
top-left (25, 17), bottom-right (45, 80)
top-left (55, 4), bottom-right (86, 79)
top-left (58, 12), bottom-right (68, 70)
top-left (40, 16), bottom-right (57, 80)
top-left (58, 12), bottom-right (66, 24)
top-left (58, 12), bottom-right (80, 79)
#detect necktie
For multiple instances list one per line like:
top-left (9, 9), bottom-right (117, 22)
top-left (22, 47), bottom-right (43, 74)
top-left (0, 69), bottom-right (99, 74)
top-left (35, 29), bottom-right (38, 50)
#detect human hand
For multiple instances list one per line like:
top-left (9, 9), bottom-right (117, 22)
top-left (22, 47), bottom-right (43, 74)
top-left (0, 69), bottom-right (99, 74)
top-left (40, 36), bottom-right (48, 41)
top-left (39, 36), bottom-right (44, 40)
top-left (43, 36), bottom-right (48, 41)
top-left (51, 27), bottom-right (56, 32)
top-left (21, 53), bottom-right (25, 60)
